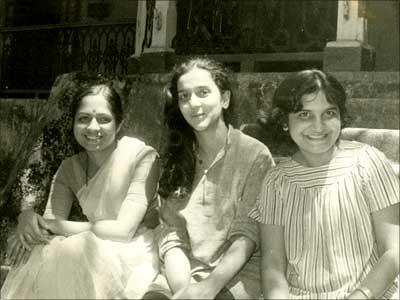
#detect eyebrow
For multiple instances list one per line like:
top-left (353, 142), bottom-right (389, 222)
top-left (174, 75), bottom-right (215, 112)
top-left (178, 86), bottom-right (210, 92)
top-left (76, 112), bottom-right (112, 116)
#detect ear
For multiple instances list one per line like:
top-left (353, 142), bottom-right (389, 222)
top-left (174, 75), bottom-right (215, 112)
top-left (221, 90), bottom-right (231, 109)
top-left (116, 120), bottom-right (124, 134)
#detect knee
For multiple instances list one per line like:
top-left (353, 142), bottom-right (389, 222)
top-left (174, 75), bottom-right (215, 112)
top-left (142, 291), bottom-right (170, 299)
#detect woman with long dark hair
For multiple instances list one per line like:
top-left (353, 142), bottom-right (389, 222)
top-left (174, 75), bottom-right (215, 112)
top-left (145, 58), bottom-right (275, 299)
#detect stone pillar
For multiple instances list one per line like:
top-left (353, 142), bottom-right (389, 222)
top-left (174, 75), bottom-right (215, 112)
top-left (0, 0), bottom-right (7, 88)
top-left (324, 0), bottom-right (375, 71)
top-left (129, 0), bottom-right (177, 73)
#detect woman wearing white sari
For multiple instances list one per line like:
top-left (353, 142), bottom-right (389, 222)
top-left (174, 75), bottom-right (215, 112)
top-left (1, 77), bottom-right (159, 299)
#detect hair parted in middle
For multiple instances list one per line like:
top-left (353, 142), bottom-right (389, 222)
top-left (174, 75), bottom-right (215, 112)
top-left (258, 69), bottom-right (351, 155)
top-left (158, 57), bottom-right (235, 199)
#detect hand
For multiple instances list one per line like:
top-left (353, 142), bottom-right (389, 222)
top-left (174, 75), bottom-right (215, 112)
top-left (172, 280), bottom-right (220, 300)
top-left (17, 209), bottom-right (51, 248)
top-left (6, 234), bottom-right (32, 267)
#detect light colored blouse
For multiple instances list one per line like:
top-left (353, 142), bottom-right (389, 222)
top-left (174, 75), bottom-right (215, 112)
top-left (43, 136), bottom-right (158, 223)
top-left (157, 126), bottom-right (275, 298)
top-left (250, 140), bottom-right (399, 299)
top-left (2, 136), bottom-right (160, 299)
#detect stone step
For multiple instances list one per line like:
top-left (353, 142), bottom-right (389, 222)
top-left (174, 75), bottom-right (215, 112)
top-left (236, 72), bottom-right (399, 101)
top-left (347, 98), bottom-right (399, 129)
top-left (334, 72), bottom-right (399, 99)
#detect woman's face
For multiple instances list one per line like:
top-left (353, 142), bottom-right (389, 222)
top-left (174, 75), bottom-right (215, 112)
top-left (177, 67), bottom-right (230, 133)
top-left (73, 93), bottom-right (118, 153)
top-left (288, 90), bottom-right (341, 165)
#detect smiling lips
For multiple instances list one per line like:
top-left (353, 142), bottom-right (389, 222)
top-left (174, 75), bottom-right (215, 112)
top-left (85, 134), bottom-right (102, 143)
top-left (192, 113), bottom-right (205, 118)
top-left (305, 134), bottom-right (328, 141)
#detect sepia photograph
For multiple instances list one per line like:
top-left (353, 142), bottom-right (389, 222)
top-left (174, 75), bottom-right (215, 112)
top-left (0, 1), bottom-right (399, 299)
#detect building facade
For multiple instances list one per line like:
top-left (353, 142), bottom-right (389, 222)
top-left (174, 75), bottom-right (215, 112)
top-left (0, 0), bottom-right (398, 97)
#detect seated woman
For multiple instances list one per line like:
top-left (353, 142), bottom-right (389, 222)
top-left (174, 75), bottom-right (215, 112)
top-left (144, 58), bottom-right (275, 299)
top-left (250, 69), bottom-right (399, 299)
top-left (2, 76), bottom-right (159, 299)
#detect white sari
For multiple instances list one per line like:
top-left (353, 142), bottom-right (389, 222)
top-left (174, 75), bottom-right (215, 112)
top-left (1, 137), bottom-right (159, 299)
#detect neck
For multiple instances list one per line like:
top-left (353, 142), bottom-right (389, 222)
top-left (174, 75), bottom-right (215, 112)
top-left (195, 121), bottom-right (228, 162)
top-left (294, 145), bottom-right (338, 167)
top-left (86, 142), bottom-right (116, 168)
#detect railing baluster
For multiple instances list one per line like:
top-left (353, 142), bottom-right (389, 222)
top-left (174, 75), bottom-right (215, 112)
top-left (0, 22), bottom-right (135, 96)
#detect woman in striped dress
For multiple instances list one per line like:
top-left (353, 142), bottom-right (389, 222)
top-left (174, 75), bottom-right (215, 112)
top-left (249, 70), bottom-right (399, 299)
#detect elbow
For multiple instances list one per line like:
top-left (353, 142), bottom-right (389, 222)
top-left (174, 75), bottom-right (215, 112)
top-left (116, 229), bottom-right (135, 242)
top-left (382, 247), bottom-right (400, 272)
top-left (90, 223), bottom-right (136, 242)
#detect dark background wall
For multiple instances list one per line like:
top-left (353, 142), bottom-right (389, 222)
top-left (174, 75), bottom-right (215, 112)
top-left (367, 0), bottom-right (399, 70)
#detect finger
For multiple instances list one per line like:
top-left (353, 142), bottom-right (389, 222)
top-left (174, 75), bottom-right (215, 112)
top-left (40, 229), bottom-right (51, 243)
top-left (17, 248), bottom-right (31, 267)
top-left (19, 234), bottom-right (31, 250)
top-left (11, 244), bottom-right (24, 267)
top-left (22, 249), bottom-right (31, 265)
top-left (31, 216), bottom-right (47, 241)
top-left (6, 234), bottom-right (19, 257)
top-left (22, 234), bottom-right (34, 250)
top-left (38, 216), bottom-right (51, 232)
top-left (7, 237), bottom-right (21, 264)
top-left (16, 247), bottom-right (29, 267)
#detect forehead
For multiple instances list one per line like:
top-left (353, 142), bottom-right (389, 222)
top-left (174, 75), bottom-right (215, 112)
top-left (177, 67), bottom-right (216, 90)
top-left (77, 93), bottom-right (112, 114)
top-left (300, 90), bottom-right (337, 110)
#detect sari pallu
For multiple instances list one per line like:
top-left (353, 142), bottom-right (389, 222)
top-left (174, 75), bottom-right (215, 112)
top-left (1, 137), bottom-right (159, 299)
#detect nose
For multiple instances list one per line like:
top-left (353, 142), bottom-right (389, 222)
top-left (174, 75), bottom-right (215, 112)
top-left (312, 116), bottom-right (324, 132)
top-left (87, 118), bottom-right (100, 131)
top-left (188, 94), bottom-right (201, 107)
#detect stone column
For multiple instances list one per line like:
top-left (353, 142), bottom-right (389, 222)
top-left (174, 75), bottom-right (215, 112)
top-left (129, 0), bottom-right (177, 73)
top-left (324, 0), bottom-right (375, 71)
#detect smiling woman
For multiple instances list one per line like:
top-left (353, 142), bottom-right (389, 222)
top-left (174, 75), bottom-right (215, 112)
top-left (250, 69), bottom-right (399, 299)
top-left (1, 75), bottom-right (160, 299)
top-left (144, 58), bottom-right (275, 300)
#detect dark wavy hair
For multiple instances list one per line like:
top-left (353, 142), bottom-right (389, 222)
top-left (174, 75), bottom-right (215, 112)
top-left (71, 74), bottom-right (124, 127)
top-left (158, 57), bottom-right (235, 199)
top-left (69, 72), bottom-right (124, 151)
top-left (259, 69), bottom-right (350, 155)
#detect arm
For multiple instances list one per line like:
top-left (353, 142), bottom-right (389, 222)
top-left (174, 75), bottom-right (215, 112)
top-left (172, 235), bottom-right (256, 300)
top-left (164, 247), bottom-right (191, 293)
top-left (174, 148), bottom-right (275, 299)
top-left (158, 199), bottom-right (192, 294)
top-left (48, 154), bottom-right (160, 242)
top-left (347, 203), bottom-right (399, 299)
top-left (259, 223), bottom-right (289, 299)
top-left (347, 146), bottom-right (400, 299)
top-left (8, 161), bottom-right (73, 266)
top-left (15, 159), bottom-right (75, 248)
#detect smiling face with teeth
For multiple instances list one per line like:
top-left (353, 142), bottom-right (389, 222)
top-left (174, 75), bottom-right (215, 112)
top-left (73, 91), bottom-right (119, 155)
top-left (288, 90), bottom-right (341, 166)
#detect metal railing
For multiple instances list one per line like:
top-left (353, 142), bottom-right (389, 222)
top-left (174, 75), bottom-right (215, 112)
top-left (0, 21), bottom-right (136, 96)
top-left (174, 0), bottom-right (337, 55)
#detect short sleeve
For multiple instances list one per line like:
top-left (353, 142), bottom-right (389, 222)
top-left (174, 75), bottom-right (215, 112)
top-left (156, 198), bottom-right (191, 262)
top-left (43, 160), bottom-right (75, 219)
top-left (125, 147), bottom-right (159, 208)
top-left (358, 145), bottom-right (400, 213)
top-left (229, 147), bottom-right (275, 246)
top-left (249, 167), bottom-right (285, 227)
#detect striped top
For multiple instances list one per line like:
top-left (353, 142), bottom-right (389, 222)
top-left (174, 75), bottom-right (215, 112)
top-left (249, 140), bottom-right (399, 299)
